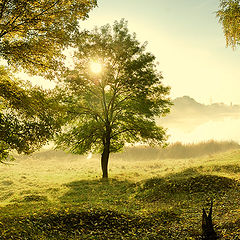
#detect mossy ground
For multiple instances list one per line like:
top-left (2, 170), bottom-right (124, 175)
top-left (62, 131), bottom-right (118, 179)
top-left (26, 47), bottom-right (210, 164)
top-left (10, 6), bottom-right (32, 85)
top-left (1, 149), bottom-right (240, 239)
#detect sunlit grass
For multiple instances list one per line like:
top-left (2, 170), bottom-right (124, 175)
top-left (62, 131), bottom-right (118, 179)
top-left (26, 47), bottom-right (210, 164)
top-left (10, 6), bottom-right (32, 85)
top-left (0, 148), bottom-right (240, 238)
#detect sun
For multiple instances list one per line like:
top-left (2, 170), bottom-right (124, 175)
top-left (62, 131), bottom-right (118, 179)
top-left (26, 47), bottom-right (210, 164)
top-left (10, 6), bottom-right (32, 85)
top-left (90, 61), bottom-right (102, 74)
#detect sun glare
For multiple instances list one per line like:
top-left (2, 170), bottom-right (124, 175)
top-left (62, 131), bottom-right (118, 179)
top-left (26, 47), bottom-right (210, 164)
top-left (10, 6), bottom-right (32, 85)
top-left (87, 152), bottom-right (92, 159)
top-left (90, 61), bottom-right (102, 74)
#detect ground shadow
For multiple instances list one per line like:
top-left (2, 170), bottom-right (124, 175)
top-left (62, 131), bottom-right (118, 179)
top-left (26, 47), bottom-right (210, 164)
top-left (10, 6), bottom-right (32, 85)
top-left (60, 178), bottom-right (137, 206)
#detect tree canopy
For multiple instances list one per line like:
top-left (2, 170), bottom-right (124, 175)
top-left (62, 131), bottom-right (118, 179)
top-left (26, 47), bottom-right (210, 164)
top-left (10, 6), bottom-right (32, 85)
top-left (0, 66), bottom-right (61, 162)
top-left (56, 20), bottom-right (172, 178)
top-left (0, 0), bottom-right (96, 162)
top-left (217, 0), bottom-right (240, 49)
top-left (0, 0), bottom-right (97, 75)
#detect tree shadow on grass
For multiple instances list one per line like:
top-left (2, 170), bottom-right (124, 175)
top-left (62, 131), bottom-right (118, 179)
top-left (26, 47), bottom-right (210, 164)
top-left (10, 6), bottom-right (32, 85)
top-left (60, 178), bottom-right (137, 208)
top-left (57, 179), bottom-right (182, 239)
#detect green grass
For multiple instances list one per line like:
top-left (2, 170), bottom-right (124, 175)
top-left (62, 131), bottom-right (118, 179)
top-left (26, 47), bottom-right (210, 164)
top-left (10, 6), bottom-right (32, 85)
top-left (1, 149), bottom-right (240, 239)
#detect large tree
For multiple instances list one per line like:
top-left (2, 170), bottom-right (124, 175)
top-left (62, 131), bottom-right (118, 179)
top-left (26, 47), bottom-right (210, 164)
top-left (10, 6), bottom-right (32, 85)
top-left (216, 0), bottom-right (240, 49)
top-left (56, 20), bottom-right (172, 178)
top-left (0, 0), bottom-right (96, 162)
top-left (0, 0), bottom-right (97, 75)
top-left (0, 66), bottom-right (61, 162)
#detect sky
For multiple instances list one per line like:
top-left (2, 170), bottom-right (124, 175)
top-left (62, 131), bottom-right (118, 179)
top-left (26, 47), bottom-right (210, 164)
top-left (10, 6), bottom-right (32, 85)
top-left (16, 0), bottom-right (240, 143)
top-left (77, 0), bottom-right (240, 105)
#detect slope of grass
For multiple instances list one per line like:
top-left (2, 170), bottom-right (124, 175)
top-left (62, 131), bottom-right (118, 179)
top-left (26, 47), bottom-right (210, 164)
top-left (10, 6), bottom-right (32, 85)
top-left (1, 149), bottom-right (240, 239)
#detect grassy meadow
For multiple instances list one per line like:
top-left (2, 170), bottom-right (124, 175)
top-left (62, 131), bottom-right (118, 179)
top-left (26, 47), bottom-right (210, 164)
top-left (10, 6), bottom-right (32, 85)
top-left (1, 142), bottom-right (240, 239)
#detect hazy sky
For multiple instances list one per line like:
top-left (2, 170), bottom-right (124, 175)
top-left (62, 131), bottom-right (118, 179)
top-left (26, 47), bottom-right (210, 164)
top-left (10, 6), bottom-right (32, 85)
top-left (78, 0), bottom-right (240, 105)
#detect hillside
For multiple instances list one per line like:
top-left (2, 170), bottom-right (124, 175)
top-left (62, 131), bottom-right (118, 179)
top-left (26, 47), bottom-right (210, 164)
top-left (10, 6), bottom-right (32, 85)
top-left (1, 149), bottom-right (240, 239)
top-left (157, 96), bottom-right (240, 142)
top-left (170, 96), bottom-right (240, 119)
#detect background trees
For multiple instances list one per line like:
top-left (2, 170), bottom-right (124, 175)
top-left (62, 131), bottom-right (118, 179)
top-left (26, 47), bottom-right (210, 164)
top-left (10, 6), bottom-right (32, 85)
top-left (56, 20), bottom-right (172, 178)
top-left (217, 0), bottom-right (240, 49)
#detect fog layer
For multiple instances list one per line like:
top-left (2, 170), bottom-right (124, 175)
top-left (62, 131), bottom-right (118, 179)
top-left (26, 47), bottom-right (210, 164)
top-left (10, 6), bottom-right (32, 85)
top-left (158, 96), bottom-right (240, 143)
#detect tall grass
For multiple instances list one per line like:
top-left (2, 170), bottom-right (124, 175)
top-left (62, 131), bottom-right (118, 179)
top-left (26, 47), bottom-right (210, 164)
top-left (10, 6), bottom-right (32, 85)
top-left (113, 140), bottom-right (240, 160)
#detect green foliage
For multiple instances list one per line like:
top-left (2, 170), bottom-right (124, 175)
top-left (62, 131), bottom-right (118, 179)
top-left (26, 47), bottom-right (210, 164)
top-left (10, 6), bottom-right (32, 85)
top-left (56, 19), bottom-right (171, 157)
top-left (217, 0), bottom-right (240, 48)
top-left (0, 0), bottom-right (97, 75)
top-left (0, 66), bottom-right (62, 162)
top-left (0, 0), bottom-right (97, 162)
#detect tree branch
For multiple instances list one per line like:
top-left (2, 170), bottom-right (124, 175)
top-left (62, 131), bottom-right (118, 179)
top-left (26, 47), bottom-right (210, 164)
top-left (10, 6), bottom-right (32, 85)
top-left (0, 0), bottom-right (7, 19)
top-left (111, 127), bottom-right (137, 139)
top-left (0, 0), bottom-right (61, 39)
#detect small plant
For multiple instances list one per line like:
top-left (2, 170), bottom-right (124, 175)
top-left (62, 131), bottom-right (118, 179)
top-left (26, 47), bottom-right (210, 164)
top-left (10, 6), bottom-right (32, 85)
top-left (202, 201), bottom-right (218, 240)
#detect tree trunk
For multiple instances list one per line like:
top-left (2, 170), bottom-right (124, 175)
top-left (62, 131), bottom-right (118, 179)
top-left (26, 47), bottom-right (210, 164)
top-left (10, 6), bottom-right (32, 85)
top-left (101, 136), bottom-right (110, 179)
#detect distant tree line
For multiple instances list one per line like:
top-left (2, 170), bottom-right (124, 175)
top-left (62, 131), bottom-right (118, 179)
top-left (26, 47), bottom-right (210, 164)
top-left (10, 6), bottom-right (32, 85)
top-left (114, 140), bottom-right (240, 160)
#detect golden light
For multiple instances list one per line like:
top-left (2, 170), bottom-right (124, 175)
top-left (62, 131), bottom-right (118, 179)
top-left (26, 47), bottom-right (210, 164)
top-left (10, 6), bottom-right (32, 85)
top-left (90, 61), bottom-right (102, 74)
top-left (87, 152), bottom-right (92, 159)
top-left (104, 85), bottom-right (111, 92)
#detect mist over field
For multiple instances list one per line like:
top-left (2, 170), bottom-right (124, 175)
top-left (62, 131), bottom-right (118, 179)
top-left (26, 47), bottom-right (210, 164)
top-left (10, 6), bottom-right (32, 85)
top-left (158, 96), bottom-right (240, 143)
top-left (2, 95), bottom-right (240, 239)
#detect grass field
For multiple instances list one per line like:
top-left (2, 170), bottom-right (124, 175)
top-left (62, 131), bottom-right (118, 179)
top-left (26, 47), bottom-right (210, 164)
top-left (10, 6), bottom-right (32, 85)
top-left (1, 147), bottom-right (240, 239)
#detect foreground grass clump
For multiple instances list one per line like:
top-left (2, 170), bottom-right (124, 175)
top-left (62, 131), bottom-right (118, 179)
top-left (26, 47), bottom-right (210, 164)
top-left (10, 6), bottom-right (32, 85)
top-left (1, 149), bottom-right (240, 239)
top-left (0, 208), bottom-right (181, 239)
top-left (137, 171), bottom-right (239, 202)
